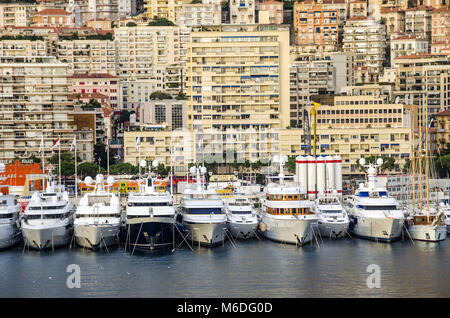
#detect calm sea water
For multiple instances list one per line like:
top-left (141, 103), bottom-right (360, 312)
top-left (1, 238), bottom-right (449, 298)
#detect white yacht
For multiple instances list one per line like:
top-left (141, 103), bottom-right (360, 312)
top-left (0, 195), bottom-right (21, 249)
top-left (438, 200), bottom-right (450, 234)
top-left (21, 178), bottom-right (75, 250)
top-left (225, 196), bottom-right (259, 239)
top-left (74, 175), bottom-right (123, 250)
top-left (179, 166), bottom-right (227, 247)
top-left (406, 206), bottom-right (447, 242)
top-left (346, 158), bottom-right (405, 242)
top-left (258, 155), bottom-right (318, 245)
top-left (314, 194), bottom-right (349, 239)
top-left (126, 174), bottom-right (176, 250)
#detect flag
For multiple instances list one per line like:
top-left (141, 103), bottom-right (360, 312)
top-left (70, 136), bottom-right (76, 152)
top-left (51, 138), bottom-right (60, 150)
top-left (135, 137), bottom-right (140, 151)
top-left (38, 135), bottom-right (44, 153)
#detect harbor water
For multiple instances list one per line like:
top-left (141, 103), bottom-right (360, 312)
top-left (1, 238), bottom-right (449, 298)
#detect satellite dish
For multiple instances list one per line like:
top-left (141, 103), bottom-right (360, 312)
top-left (152, 160), bottom-right (159, 168)
top-left (281, 155), bottom-right (288, 163)
top-left (377, 158), bottom-right (384, 165)
top-left (84, 176), bottom-right (93, 185)
top-left (273, 155), bottom-right (279, 163)
top-left (359, 158), bottom-right (366, 166)
top-left (394, 96), bottom-right (400, 104)
top-left (107, 176), bottom-right (115, 185)
top-left (95, 174), bottom-right (104, 184)
top-left (200, 166), bottom-right (207, 174)
top-left (140, 160), bottom-right (147, 168)
top-left (0, 163), bottom-right (5, 173)
top-left (439, 202), bottom-right (445, 207)
top-left (189, 166), bottom-right (197, 174)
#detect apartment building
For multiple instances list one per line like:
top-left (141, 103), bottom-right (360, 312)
top-left (229, 0), bottom-right (255, 24)
top-left (280, 96), bottom-right (414, 175)
top-left (393, 54), bottom-right (450, 119)
top-left (86, 17), bottom-right (113, 30)
top-left (258, 0), bottom-right (283, 25)
top-left (405, 6), bottom-right (433, 40)
top-left (343, 16), bottom-right (387, 83)
top-left (436, 109), bottom-right (450, 152)
top-left (293, 0), bottom-right (339, 52)
top-left (349, 0), bottom-right (366, 17)
top-left (72, 0), bottom-right (121, 24)
top-left (123, 127), bottom-right (195, 175)
top-left (380, 7), bottom-right (405, 35)
top-left (431, 8), bottom-right (450, 50)
top-left (72, 104), bottom-right (106, 146)
top-left (175, 3), bottom-right (221, 27)
top-left (390, 34), bottom-right (429, 65)
top-left (31, 8), bottom-right (74, 27)
top-left (74, 128), bottom-right (95, 162)
top-left (114, 25), bottom-right (189, 81)
top-left (139, 99), bottom-right (187, 130)
top-left (289, 53), bottom-right (354, 128)
top-left (0, 3), bottom-right (41, 28)
top-left (68, 73), bottom-right (119, 110)
top-left (143, 0), bottom-right (189, 22)
top-left (0, 56), bottom-right (74, 161)
top-left (0, 38), bottom-right (48, 57)
top-left (186, 24), bottom-right (290, 163)
top-left (57, 38), bottom-right (115, 75)
top-left (416, 0), bottom-right (449, 8)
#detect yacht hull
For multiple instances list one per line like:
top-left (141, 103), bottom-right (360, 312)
top-left (227, 221), bottom-right (259, 239)
top-left (408, 224), bottom-right (447, 242)
top-left (349, 216), bottom-right (403, 242)
top-left (74, 224), bottom-right (120, 250)
top-left (0, 223), bottom-right (21, 249)
top-left (259, 214), bottom-right (317, 245)
top-left (126, 217), bottom-right (175, 250)
top-left (182, 221), bottom-right (227, 247)
top-left (22, 224), bottom-right (73, 250)
top-left (318, 220), bottom-right (349, 239)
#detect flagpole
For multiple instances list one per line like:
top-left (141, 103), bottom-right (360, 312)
top-left (58, 134), bottom-right (61, 192)
top-left (107, 139), bottom-right (110, 176)
top-left (75, 136), bottom-right (78, 199)
top-left (41, 134), bottom-right (45, 191)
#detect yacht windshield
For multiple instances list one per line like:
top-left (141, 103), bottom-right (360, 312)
top-left (358, 205), bottom-right (397, 210)
top-left (322, 209), bottom-right (342, 213)
top-left (128, 202), bottom-right (170, 207)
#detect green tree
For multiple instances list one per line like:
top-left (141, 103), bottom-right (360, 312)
top-left (27, 154), bottom-right (41, 164)
top-left (150, 91), bottom-right (172, 100)
top-left (109, 163), bottom-right (139, 175)
top-left (285, 156), bottom-right (296, 174)
top-left (126, 22), bottom-right (137, 27)
top-left (119, 110), bottom-right (130, 123)
top-left (148, 18), bottom-right (175, 26)
top-left (94, 142), bottom-right (116, 169)
top-left (78, 162), bottom-right (105, 177)
top-left (355, 156), bottom-right (396, 173)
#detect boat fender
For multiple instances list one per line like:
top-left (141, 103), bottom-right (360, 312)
top-left (259, 222), bottom-right (267, 232)
top-left (16, 219), bottom-right (20, 229)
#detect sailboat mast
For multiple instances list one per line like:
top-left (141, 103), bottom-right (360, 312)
top-left (411, 110), bottom-right (415, 212)
top-left (425, 95), bottom-right (430, 221)
top-left (418, 102), bottom-right (423, 211)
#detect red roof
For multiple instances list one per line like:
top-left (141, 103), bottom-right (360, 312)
top-left (405, 5), bottom-right (434, 11)
top-left (34, 9), bottom-right (72, 16)
top-left (392, 34), bottom-right (418, 41)
top-left (322, 0), bottom-right (345, 3)
top-left (436, 109), bottom-right (450, 116)
top-left (69, 73), bottom-right (117, 79)
top-left (347, 16), bottom-right (368, 21)
top-left (69, 92), bottom-right (109, 99)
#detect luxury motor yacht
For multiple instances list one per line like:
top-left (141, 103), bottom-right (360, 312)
top-left (0, 194), bottom-right (21, 249)
top-left (314, 194), bottom-right (349, 239)
top-left (225, 196), bottom-right (259, 239)
top-left (346, 158), bottom-right (405, 242)
top-left (125, 173), bottom-right (176, 251)
top-left (21, 178), bottom-right (74, 250)
top-left (179, 166), bottom-right (227, 247)
top-left (258, 155), bottom-right (318, 245)
top-left (74, 175), bottom-right (123, 250)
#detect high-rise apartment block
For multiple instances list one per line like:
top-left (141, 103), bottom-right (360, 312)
top-left (0, 56), bottom-right (74, 161)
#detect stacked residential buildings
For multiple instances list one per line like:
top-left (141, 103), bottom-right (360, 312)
top-left (0, 0), bottom-right (449, 178)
